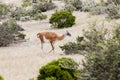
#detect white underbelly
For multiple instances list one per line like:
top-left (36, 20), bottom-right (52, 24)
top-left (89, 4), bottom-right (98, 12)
top-left (43, 36), bottom-right (50, 43)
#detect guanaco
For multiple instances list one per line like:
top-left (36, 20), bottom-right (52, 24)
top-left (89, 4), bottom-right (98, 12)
top-left (37, 31), bottom-right (71, 53)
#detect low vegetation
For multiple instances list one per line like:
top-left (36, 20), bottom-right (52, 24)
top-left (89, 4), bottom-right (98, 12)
top-left (21, 0), bottom-right (32, 7)
top-left (0, 19), bottom-right (25, 47)
top-left (60, 21), bottom-right (107, 54)
top-left (0, 76), bottom-right (3, 80)
top-left (10, 6), bottom-right (47, 21)
top-left (49, 10), bottom-right (75, 28)
top-left (60, 22), bottom-right (120, 79)
top-left (80, 24), bottom-right (120, 80)
top-left (63, 0), bottom-right (120, 19)
top-left (107, 0), bottom-right (120, 5)
top-left (0, 0), bottom-right (120, 80)
top-left (64, 0), bottom-right (82, 11)
top-left (33, 0), bottom-right (56, 12)
top-left (60, 20), bottom-right (119, 54)
top-left (37, 57), bottom-right (80, 80)
top-left (0, 3), bottom-right (10, 19)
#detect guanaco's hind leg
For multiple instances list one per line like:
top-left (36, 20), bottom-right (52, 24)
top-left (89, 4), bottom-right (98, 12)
top-left (37, 33), bottom-right (44, 50)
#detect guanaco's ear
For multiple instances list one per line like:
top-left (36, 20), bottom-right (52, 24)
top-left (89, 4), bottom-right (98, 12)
top-left (66, 30), bottom-right (71, 36)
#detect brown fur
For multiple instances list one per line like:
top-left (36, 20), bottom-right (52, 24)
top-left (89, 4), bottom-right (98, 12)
top-left (37, 32), bottom-right (65, 53)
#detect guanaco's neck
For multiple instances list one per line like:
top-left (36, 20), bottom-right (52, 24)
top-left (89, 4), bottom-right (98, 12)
top-left (57, 34), bottom-right (65, 40)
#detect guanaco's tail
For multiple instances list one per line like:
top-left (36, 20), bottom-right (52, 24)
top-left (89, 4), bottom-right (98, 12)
top-left (37, 33), bottom-right (44, 43)
top-left (37, 33), bottom-right (40, 38)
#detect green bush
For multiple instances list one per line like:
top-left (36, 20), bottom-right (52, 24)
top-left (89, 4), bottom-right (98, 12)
top-left (21, 1), bottom-right (32, 7)
top-left (0, 76), bottom-right (3, 80)
top-left (45, 77), bottom-right (56, 80)
top-left (0, 19), bottom-right (25, 46)
top-left (37, 57), bottom-right (79, 80)
top-left (49, 10), bottom-right (75, 28)
top-left (80, 24), bottom-right (120, 80)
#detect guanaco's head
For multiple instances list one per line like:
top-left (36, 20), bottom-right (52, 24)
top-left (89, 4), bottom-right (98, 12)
top-left (65, 30), bottom-right (71, 37)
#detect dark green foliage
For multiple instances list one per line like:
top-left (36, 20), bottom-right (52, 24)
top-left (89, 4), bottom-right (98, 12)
top-left (37, 57), bottom-right (79, 80)
top-left (58, 57), bottom-right (78, 70)
top-left (49, 10), bottom-right (75, 28)
top-left (0, 19), bottom-right (25, 46)
top-left (45, 77), bottom-right (56, 80)
top-left (0, 76), bottom-right (3, 80)
top-left (58, 71), bottom-right (74, 80)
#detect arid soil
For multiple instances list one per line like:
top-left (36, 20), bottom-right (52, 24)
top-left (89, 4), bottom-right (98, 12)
top-left (0, 0), bottom-right (119, 80)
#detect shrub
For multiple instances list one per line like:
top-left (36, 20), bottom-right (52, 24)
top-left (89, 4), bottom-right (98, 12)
top-left (60, 21), bottom-right (107, 54)
top-left (60, 41), bottom-right (85, 54)
top-left (64, 0), bottom-right (82, 10)
top-left (80, 24), bottom-right (120, 80)
top-left (81, 0), bottom-right (97, 12)
top-left (21, 1), bottom-right (32, 7)
top-left (0, 3), bottom-right (10, 19)
top-left (107, 0), bottom-right (120, 5)
top-left (106, 3), bottom-right (120, 19)
top-left (37, 57), bottom-right (79, 80)
top-left (71, 0), bottom-right (82, 10)
top-left (49, 10), bottom-right (75, 28)
top-left (0, 19), bottom-right (25, 46)
top-left (64, 4), bottom-right (76, 12)
top-left (10, 6), bottom-right (47, 21)
top-left (32, 13), bottom-right (47, 20)
top-left (0, 76), bottom-right (3, 80)
top-left (10, 7), bottom-right (27, 20)
top-left (45, 77), bottom-right (56, 80)
top-left (33, 1), bottom-right (56, 12)
top-left (89, 6), bottom-right (107, 15)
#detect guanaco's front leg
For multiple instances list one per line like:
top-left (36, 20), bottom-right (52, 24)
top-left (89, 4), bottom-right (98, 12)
top-left (49, 41), bottom-right (54, 53)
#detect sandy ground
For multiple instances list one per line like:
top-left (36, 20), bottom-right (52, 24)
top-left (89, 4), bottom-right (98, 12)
top-left (0, 0), bottom-right (119, 80)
